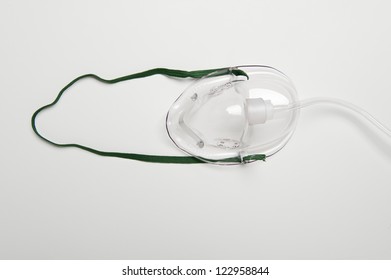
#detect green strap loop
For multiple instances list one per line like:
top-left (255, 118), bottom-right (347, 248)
top-left (31, 67), bottom-right (265, 164)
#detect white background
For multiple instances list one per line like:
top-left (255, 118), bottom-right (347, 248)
top-left (1, 0), bottom-right (390, 259)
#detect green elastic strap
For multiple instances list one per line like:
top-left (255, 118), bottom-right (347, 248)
top-left (31, 67), bottom-right (266, 164)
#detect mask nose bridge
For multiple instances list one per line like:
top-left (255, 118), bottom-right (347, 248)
top-left (176, 82), bottom-right (233, 150)
top-left (178, 111), bottom-right (205, 148)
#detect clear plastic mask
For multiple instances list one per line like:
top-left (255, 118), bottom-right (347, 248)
top-left (32, 65), bottom-right (391, 165)
top-left (166, 66), bottom-right (300, 165)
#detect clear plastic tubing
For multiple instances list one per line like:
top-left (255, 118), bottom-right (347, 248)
top-left (275, 97), bottom-right (391, 138)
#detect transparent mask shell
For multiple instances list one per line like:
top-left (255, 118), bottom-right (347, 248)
top-left (166, 65), bottom-right (299, 165)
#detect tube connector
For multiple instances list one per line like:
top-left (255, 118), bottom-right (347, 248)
top-left (245, 98), bottom-right (275, 125)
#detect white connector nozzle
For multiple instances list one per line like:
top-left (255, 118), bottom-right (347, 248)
top-left (245, 98), bottom-right (275, 125)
